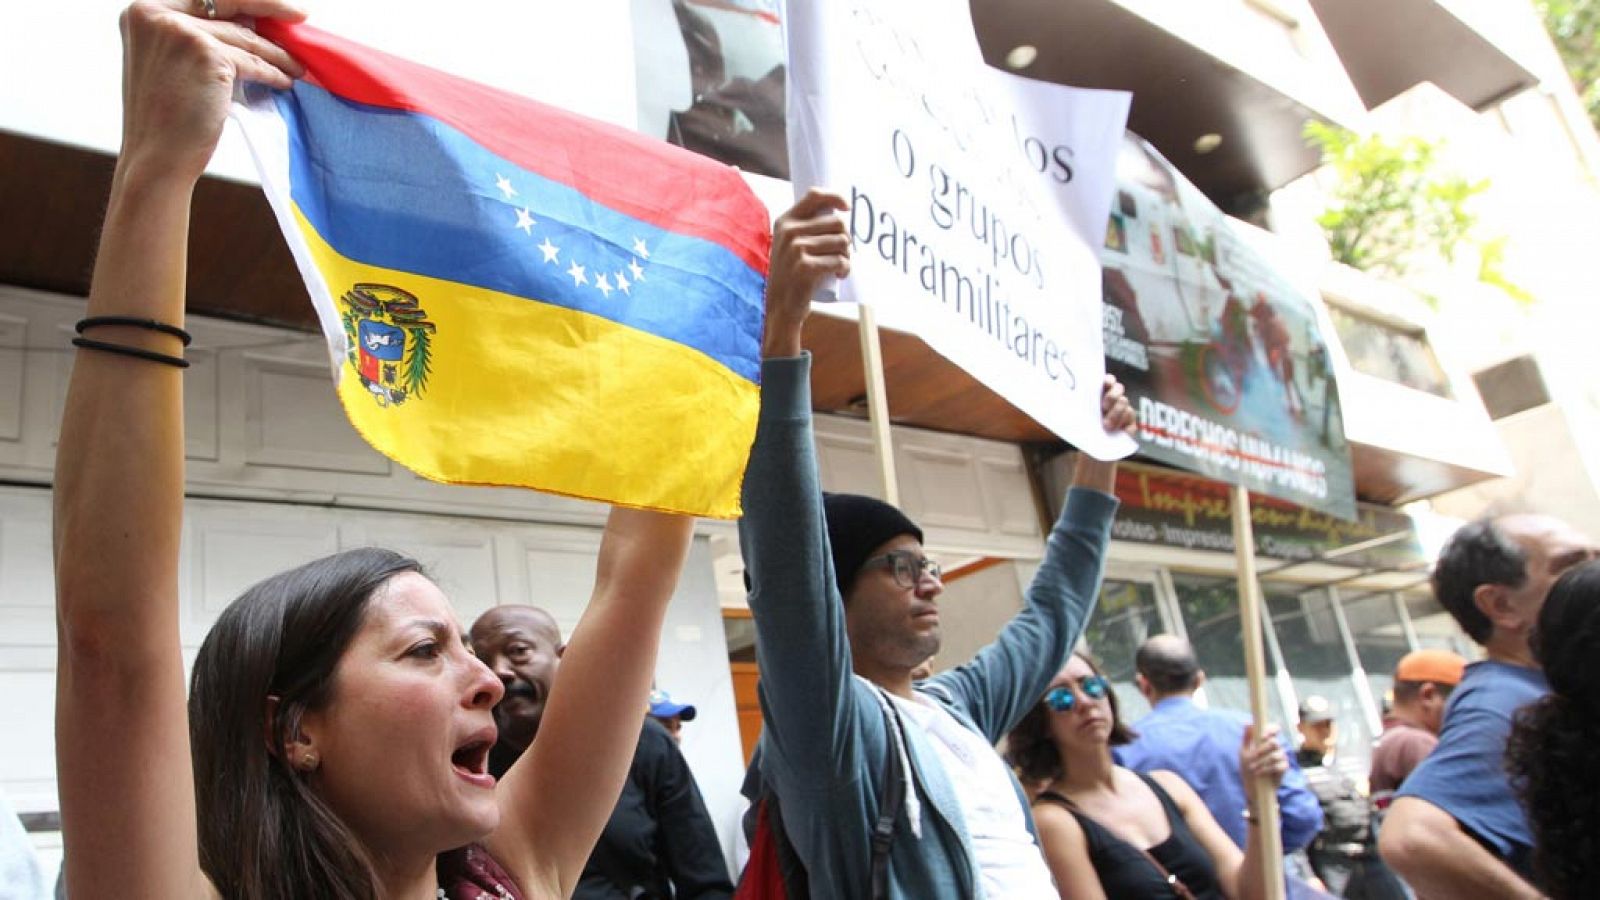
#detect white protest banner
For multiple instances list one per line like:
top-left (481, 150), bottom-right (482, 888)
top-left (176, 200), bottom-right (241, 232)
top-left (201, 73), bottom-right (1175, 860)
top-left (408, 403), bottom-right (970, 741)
top-left (786, 0), bottom-right (1136, 460)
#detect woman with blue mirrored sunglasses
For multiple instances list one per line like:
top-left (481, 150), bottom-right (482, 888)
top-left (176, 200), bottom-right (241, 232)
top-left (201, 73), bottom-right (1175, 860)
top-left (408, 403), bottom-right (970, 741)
top-left (1044, 675), bottom-right (1111, 712)
top-left (1007, 653), bottom-right (1290, 900)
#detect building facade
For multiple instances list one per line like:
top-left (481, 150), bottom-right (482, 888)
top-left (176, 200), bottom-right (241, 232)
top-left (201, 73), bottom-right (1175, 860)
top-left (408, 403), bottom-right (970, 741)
top-left (2, 0), bottom-right (1596, 876)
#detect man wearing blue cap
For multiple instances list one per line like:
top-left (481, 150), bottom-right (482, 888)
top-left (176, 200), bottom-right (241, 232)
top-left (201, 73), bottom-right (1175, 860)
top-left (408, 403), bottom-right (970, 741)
top-left (738, 191), bottom-right (1135, 899)
top-left (649, 688), bottom-right (698, 743)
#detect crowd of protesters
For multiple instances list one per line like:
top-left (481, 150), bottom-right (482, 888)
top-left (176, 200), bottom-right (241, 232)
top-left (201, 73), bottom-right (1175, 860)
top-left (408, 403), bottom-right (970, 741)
top-left (22, 2), bottom-right (1600, 898)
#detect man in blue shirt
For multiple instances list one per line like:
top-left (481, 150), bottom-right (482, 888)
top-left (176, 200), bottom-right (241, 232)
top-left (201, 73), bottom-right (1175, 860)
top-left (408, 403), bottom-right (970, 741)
top-left (1115, 635), bottom-right (1323, 852)
top-left (1380, 515), bottom-right (1597, 899)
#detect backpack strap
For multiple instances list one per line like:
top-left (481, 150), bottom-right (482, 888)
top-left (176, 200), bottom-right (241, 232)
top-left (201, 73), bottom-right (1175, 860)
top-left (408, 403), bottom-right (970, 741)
top-left (868, 685), bottom-right (910, 900)
top-left (744, 683), bottom-right (915, 900)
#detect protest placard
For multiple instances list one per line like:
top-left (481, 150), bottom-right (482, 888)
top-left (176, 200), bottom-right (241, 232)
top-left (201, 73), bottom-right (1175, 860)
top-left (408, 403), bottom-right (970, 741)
top-left (786, 0), bottom-right (1135, 460)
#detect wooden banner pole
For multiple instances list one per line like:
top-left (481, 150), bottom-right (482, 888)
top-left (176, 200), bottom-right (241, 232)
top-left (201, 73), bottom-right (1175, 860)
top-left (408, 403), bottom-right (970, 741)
top-left (856, 304), bottom-right (900, 506)
top-left (1231, 483), bottom-right (1286, 900)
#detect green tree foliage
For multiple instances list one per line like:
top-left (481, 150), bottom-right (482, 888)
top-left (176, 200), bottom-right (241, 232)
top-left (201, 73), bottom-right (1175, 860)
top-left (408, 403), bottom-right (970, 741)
top-left (1305, 123), bottom-right (1530, 305)
top-left (1539, 0), bottom-right (1600, 134)
top-left (1304, 122), bottom-right (1484, 276)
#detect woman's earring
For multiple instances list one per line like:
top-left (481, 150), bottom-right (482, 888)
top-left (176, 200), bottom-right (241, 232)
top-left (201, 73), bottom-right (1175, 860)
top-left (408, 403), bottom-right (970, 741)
top-left (299, 752), bottom-right (319, 772)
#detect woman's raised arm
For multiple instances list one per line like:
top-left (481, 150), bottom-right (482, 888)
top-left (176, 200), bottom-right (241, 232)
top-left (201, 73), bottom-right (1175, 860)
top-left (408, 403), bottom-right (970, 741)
top-left (52, 3), bottom-right (302, 897)
top-left (1156, 728), bottom-right (1289, 900)
top-left (487, 507), bottom-right (695, 897)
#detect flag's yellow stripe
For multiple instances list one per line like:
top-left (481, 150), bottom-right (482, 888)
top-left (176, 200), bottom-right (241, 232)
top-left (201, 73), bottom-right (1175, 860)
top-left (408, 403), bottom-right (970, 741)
top-left (295, 208), bottom-right (757, 519)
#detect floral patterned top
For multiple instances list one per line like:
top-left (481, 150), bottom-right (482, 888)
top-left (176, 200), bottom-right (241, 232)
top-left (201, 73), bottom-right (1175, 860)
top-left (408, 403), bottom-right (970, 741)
top-left (437, 844), bottom-right (525, 900)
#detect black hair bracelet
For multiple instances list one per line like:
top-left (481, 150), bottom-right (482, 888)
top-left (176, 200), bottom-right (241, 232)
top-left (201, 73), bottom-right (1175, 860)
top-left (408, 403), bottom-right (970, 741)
top-left (71, 337), bottom-right (191, 369)
top-left (76, 315), bottom-right (193, 347)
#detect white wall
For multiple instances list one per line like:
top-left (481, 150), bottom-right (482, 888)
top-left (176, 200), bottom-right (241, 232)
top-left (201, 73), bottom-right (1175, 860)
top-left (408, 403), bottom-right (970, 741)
top-left (930, 560), bottom-right (1030, 673)
top-left (0, 286), bottom-right (750, 874)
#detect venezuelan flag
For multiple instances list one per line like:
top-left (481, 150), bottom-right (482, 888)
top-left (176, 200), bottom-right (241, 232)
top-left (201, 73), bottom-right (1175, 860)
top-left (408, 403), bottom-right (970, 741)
top-left (233, 21), bottom-right (769, 518)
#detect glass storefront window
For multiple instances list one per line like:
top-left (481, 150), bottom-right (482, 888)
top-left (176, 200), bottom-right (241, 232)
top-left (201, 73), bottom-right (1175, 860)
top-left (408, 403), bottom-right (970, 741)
top-left (1340, 591), bottom-right (1411, 718)
top-left (1404, 593), bottom-right (1480, 659)
top-left (1327, 303), bottom-right (1454, 399)
top-left (1082, 568), bottom-right (1455, 786)
top-left (1171, 573), bottom-right (1287, 729)
top-left (1082, 579), bottom-right (1165, 721)
top-left (1267, 587), bottom-right (1373, 776)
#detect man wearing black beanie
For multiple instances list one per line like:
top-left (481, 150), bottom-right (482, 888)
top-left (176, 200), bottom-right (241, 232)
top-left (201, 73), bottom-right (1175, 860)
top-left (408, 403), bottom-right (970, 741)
top-left (738, 189), bottom-right (1135, 899)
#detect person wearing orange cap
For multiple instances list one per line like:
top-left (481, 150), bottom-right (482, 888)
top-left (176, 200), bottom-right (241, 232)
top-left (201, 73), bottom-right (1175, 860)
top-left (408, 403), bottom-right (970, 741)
top-left (1369, 650), bottom-right (1466, 797)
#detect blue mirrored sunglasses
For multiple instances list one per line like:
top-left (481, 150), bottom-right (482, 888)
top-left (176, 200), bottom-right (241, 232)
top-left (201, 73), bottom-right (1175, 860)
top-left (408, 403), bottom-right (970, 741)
top-left (1044, 675), bottom-right (1110, 712)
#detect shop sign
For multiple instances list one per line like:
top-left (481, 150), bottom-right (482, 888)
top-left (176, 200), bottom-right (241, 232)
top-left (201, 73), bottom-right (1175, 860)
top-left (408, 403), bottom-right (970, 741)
top-left (1112, 464), bottom-right (1422, 567)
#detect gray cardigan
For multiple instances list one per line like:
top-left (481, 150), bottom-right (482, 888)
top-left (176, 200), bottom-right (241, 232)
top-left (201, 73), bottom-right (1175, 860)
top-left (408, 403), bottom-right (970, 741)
top-left (739, 354), bottom-right (1119, 899)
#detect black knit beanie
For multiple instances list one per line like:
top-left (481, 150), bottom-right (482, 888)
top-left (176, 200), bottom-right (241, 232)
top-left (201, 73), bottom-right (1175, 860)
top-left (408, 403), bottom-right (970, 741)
top-left (823, 492), bottom-right (924, 601)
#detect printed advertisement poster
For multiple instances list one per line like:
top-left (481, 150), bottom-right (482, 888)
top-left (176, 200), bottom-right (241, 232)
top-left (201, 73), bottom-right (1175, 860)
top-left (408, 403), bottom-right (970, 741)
top-left (1101, 136), bottom-right (1355, 519)
top-left (785, 0), bottom-right (1136, 460)
top-left (632, 0), bottom-right (790, 179)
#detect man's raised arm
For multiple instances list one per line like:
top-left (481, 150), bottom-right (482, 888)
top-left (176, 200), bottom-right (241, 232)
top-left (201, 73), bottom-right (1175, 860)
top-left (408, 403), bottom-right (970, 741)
top-left (931, 386), bottom-right (1134, 742)
top-left (737, 189), bottom-right (858, 777)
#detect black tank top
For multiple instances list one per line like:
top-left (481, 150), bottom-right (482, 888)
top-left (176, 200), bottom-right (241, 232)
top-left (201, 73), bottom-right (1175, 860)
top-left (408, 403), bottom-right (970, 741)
top-left (1036, 772), bottom-right (1225, 900)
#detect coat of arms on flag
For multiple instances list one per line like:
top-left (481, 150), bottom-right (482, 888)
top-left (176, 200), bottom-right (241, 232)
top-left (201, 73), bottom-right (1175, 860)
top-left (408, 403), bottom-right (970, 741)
top-left (342, 284), bottom-right (436, 408)
top-left (231, 20), bottom-right (772, 519)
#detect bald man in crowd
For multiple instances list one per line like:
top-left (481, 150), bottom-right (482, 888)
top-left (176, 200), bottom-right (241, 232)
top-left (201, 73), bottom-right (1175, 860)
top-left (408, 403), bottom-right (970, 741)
top-left (1116, 635), bottom-right (1323, 852)
top-left (472, 605), bottom-right (733, 899)
top-left (472, 605), bottom-right (565, 778)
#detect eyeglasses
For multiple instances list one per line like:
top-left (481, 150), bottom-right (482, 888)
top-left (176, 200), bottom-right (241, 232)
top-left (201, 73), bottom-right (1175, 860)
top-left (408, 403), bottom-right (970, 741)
top-left (1044, 675), bottom-right (1110, 712)
top-left (861, 550), bottom-right (943, 589)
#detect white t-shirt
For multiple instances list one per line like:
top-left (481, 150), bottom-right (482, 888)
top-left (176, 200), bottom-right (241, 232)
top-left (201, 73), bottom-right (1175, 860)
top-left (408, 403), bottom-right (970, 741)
top-left (0, 791), bottom-right (48, 900)
top-left (892, 693), bottom-right (1057, 898)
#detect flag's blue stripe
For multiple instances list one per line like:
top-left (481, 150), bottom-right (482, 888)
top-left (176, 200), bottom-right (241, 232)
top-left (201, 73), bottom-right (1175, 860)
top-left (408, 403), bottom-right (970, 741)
top-left (277, 83), bottom-right (764, 383)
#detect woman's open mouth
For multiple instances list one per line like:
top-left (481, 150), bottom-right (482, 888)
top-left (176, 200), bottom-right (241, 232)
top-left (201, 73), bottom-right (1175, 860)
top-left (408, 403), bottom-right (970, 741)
top-left (451, 735), bottom-right (496, 788)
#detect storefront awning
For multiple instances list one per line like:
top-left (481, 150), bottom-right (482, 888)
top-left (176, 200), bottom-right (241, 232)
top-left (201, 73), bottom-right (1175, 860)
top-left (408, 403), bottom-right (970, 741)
top-left (0, 132), bottom-right (311, 328)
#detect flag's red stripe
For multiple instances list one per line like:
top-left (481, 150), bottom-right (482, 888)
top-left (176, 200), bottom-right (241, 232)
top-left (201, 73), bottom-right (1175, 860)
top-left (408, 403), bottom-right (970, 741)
top-left (257, 20), bottom-right (771, 274)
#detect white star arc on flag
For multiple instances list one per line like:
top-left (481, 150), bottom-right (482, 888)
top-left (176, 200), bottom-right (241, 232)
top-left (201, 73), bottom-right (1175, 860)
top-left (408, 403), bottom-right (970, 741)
top-left (495, 174), bottom-right (517, 199)
top-left (567, 260), bottom-right (587, 287)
